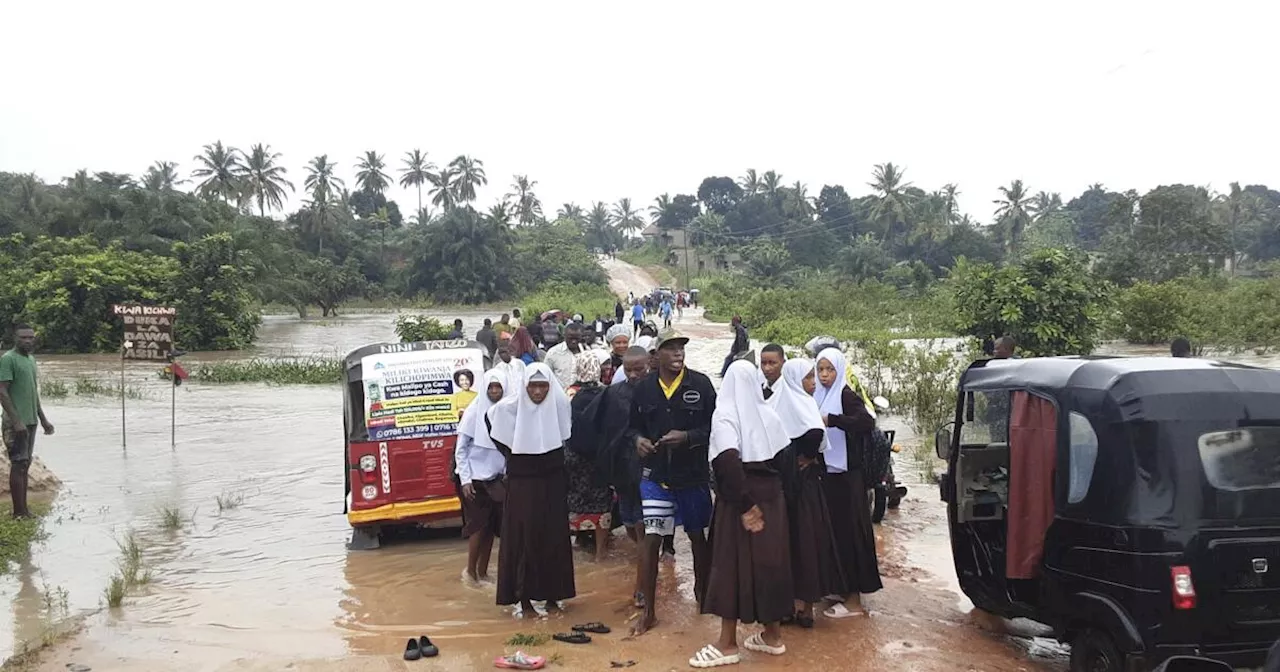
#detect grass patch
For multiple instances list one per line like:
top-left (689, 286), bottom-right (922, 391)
top-left (104, 529), bottom-right (152, 609)
top-left (40, 380), bottom-right (69, 399)
top-left (618, 244), bottom-right (678, 287)
top-left (42, 377), bottom-right (147, 400)
top-left (0, 502), bottom-right (48, 574)
top-left (506, 632), bottom-right (549, 647)
top-left (216, 491), bottom-right (245, 511)
top-left (103, 573), bottom-right (127, 608)
top-left (186, 357), bottom-right (342, 385)
top-left (157, 505), bottom-right (188, 531)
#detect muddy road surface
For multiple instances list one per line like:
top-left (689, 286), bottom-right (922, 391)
top-left (8, 260), bottom-right (1075, 671)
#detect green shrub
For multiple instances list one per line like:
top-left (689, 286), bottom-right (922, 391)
top-left (522, 282), bottom-right (619, 324)
top-left (1113, 281), bottom-right (1193, 344)
top-left (188, 357), bottom-right (342, 384)
top-left (394, 315), bottom-right (451, 342)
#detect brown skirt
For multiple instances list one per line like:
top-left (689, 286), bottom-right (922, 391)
top-left (496, 449), bottom-right (576, 605)
top-left (822, 469), bottom-right (882, 595)
top-left (702, 472), bottom-right (793, 624)
top-left (789, 465), bottom-right (846, 602)
top-left (461, 478), bottom-right (504, 539)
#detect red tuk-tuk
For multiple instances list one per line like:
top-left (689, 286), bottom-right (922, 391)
top-left (344, 339), bottom-right (490, 549)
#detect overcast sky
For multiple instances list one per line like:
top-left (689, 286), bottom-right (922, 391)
top-left (3, 1), bottom-right (1276, 221)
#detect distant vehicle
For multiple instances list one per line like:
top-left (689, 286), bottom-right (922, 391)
top-left (936, 356), bottom-right (1280, 671)
top-left (343, 339), bottom-right (490, 550)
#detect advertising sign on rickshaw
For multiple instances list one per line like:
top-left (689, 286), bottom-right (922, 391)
top-left (361, 348), bottom-right (483, 441)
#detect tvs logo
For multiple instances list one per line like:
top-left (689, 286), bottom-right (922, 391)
top-left (422, 438), bottom-right (447, 450)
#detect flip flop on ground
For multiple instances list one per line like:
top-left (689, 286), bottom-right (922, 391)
top-left (572, 622), bottom-right (611, 634)
top-left (553, 632), bottom-right (591, 644)
top-left (494, 651), bottom-right (546, 670)
top-left (742, 633), bottom-right (786, 656)
top-left (689, 644), bottom-right (740, 668)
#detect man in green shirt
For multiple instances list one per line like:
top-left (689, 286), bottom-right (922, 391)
top-left (0, 324), bottom-right (55, 519)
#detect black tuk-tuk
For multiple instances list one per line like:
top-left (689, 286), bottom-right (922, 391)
top-left (936, 356), bottom-right (1280, 671)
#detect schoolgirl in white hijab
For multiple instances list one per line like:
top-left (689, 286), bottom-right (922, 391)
top-left (454, 369), bottom-right (507, 586)
top-left (485, 362), bottom-right (577, 612)
top-left (487, 363), bottom-right (572, 455)
top-left (813, 349), bottom-right (852, 472)
top-left (769, 359), bottom-right (829, 450)
top-left (694, 359), bottom-right (793, 668)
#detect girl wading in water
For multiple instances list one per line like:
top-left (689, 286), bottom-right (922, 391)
top-left (565, 351), bottom-right (614, 561)
top-left (486, 363), bottom-right (575, 617)
top-left (691, 359), bottom-right (793, 668)
top-left (813, 349), bottom-right (882, 618)
top-left (454, 370), bottom-right (507, 585)
top-left (768, 358), bottom-right (843, 627)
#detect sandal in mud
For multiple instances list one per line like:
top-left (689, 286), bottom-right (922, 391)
top-left (689, 644), bottom-right (740, 668)
top-left (554, 631), bottom-right (592, 644)
top-left (823, 602), bottom-right (867, 619)
top-left (742, 633), bottom-right (786, 656)
top-left (573, 622), bottom-right (611, 634)
top-left (495, 651), bottom-right (546, 670)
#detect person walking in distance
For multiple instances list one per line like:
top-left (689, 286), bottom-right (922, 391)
top-left (475, 318), bottom-right (498, 358)
top-left (0, 324), bottom-right (54, 519)
top-left (627, 335), bottom-right (717, 636)
top-left (631, 301), bottom-right (645, 338)
top-left (721, 317), bottom-right (750, 377)
top-left (447, 319), bottom-right (465, 340)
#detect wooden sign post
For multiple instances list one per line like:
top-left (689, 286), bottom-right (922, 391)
top-left (111, 304), bottom-right (178, 448)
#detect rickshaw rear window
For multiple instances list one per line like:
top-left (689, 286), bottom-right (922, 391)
top-left (1198, 428), bottom-right (1280, 492)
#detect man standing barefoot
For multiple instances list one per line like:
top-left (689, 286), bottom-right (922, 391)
top-left (626, 335), bottom-right (716, 636)
top-left (0, 324), bottom-right (54, 519)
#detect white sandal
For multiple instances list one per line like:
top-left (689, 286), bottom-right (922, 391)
top-left (743, 633), bottom-right (786, 656)
top-left (823, 602), bottom-right (867, 619)
top-left (689, 644), bottom-right (740, 668)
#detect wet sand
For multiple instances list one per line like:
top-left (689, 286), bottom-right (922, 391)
top-left (2, 258), bottom-right (1099, 671)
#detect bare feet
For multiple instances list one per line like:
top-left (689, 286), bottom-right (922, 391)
top-left (627, 613), bottom-right (657, 638)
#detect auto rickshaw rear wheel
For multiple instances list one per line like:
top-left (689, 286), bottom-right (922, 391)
top-left (1069, 629), bottom-right (1123, 672)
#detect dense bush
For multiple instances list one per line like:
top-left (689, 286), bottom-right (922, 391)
top-left (1111, 281), bottom-right (1192, 344)
top-left (394, 315), bottom-right (451, 342)
top-left (950, 248), bottom-right (1108, 356)
top-left (523, 282), bottom-right (619, 325)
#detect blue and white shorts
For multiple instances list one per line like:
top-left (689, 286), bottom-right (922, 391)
top-left (639, 478), bottom-right (712, 537)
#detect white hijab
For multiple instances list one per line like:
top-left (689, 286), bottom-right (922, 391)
top-left (709, 360), bottom-right (791, 464)
top-left (458, 369), bottom-right (505, 450)
top-left (486, 363), bottom-right (573, 455)
top-left (813, 349), bottom-right (851, 472)
top-left (774, 359), bottom-right (829, 451)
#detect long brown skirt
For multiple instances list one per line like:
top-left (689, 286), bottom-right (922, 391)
top-left (789, 465), bottom-right (846, 602)
top-left (496, 449), bottom-right (576, 606)
top-left (702, 472), bottom-right (793, 624)
top-left (822, 469), bottom-right (883, 595)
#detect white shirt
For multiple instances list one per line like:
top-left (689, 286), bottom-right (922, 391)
top-left (544, 342), bottom-right (584, 390)
top-left (454, 432), bottom-right (506, 484)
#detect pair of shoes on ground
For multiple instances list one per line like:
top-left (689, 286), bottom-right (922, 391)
top-left (403, 636), bottom-right (439, 660)
top-left (554, 622), bottom-right (611, 645)
top-left (689, 633), bottom-right (786, 668)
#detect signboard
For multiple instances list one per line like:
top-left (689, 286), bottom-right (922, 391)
top-left (361, 347), bottom-right (484, 442)
top-left (112, 304), bottom-right (176, 361)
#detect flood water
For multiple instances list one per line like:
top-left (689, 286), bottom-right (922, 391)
top-left (12, 275), bottom-right (1270, 670)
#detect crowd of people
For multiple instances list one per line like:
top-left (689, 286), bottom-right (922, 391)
top-left (451, 304), bottom-right (886, 668)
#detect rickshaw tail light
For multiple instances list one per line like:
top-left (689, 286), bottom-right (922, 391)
top-left (1171, 565), bottom-right (1197, 609)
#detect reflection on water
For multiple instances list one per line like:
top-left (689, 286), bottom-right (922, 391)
top-left (6, 307), bottom-right (1239, 667)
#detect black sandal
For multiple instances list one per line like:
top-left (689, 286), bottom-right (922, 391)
top-left (554, 632), bottom-right (592, 644)
top-left (418, 635), bottom-right (439, 657)
top-left (796, 613), bottom-right (815, 629)
top-left (572, 622), bottom-right (611, 634)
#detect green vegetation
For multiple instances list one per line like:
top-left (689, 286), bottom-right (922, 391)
top-left (104, 529), bottom-right (151, 608)
top-left (216, 491), bottom-right (245, 512)
top-left (523, 282), bottom-right (619, 325)
top-left (186, 357), bottom-right (342, 384)
top-left (43, 377), bottom-right (147, 400)
top-left (157, 506), bottom-right (188, 532)
top-left (0, 508), bottom-right (47, 574)
top-left (506, 632), bottom-right (550, 647)
top-left (394, 315), bottom-right (450, 342)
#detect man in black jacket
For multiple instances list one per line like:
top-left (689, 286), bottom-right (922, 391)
top-left (627, 334), bottom-right (716, 637)
top-left (721, 316), bottom-right (749, 377)
top-left (475, 318), bottom-right (498, 358)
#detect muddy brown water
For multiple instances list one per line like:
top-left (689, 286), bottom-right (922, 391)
top-left (14, 265), bottom-right (1273, 670)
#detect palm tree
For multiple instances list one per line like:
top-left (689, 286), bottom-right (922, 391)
top-left (412, 206), bottom-right (436, 227)
top-left (868, 162), bottom-right (913, 244)
top-left (241, 144), bottom-right (294, 217)
top-left (994, 179), bottom-right (1034, 255)
top-left (486, 203), bottom-right (512, 228)
top-left (612, 198), bottom-right (645, 236)
top-left (1029, 191), bottom-right (1063, 222)
top-left (941, 183), bottom-right (960, 225)
top-left (191, 141), bottom-right (243, 203)
top-left (355, 151), bottom-right (391, 196)
top-left (427, 168), bottom-right (456, 210)
top-left (649, 193), bottom-right (673, 223)
top-left (557, 202), bottom-right (585, 224)
top-left (505, 175), bottom-right (543, 225)
top-left (370, 206), bottom-right (392, 265)
top-left (449, 155), bottom-right (487, 203)
top-left (739, 169), bottom-right (761, 196)
top-left (586, 202), bottom-right (617, 252)
top-left (761, 170), bottom-right (784, 198)
top-left (303, 155), bottom-right (345, 253)
top-left (65, 169), bottom-right (91, 197)
top-left (142, 161), bottom-right (184, 192)
top-left (399, 149), bottom-right (435, 213)
top-left (785, 181), bottom-right (814, 219)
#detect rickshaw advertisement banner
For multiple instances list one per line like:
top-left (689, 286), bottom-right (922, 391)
top-left (361, 348), bottom-right (483, 441)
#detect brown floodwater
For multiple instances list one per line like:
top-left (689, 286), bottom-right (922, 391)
top-left (14, 263), bottom-right (1266, 671)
